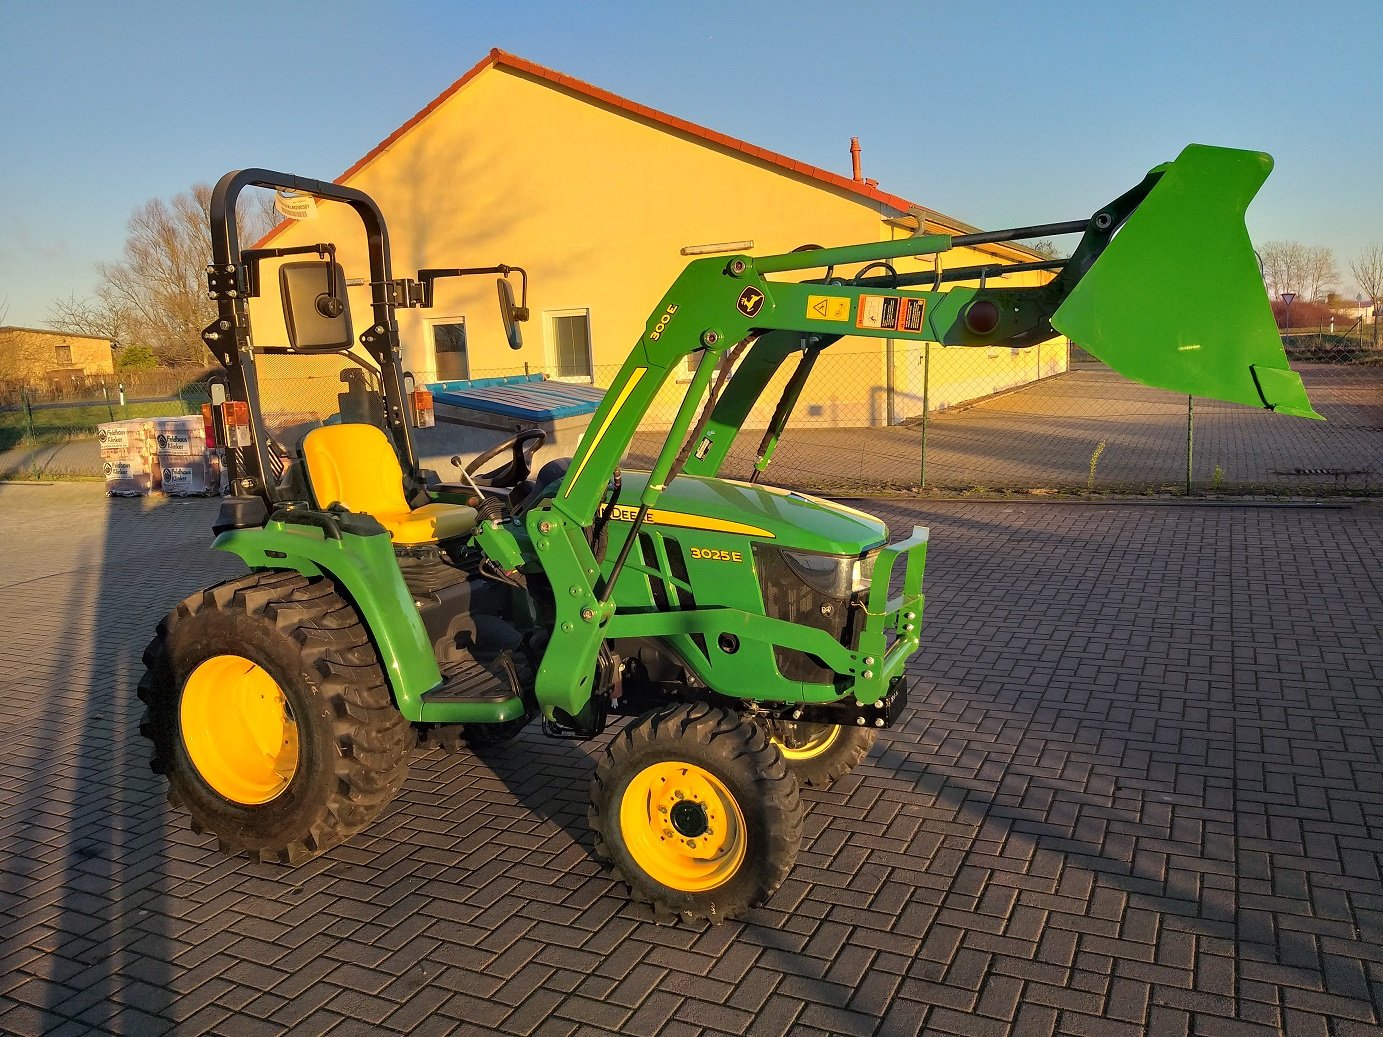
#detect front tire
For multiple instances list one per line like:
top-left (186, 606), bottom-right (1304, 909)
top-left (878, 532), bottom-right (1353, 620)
top-left (765, 720), bottom-right (877, 788)
top-left (138, 571), bottom-right (411, 863)
top-left (590, 704), bottom-right (803, 923)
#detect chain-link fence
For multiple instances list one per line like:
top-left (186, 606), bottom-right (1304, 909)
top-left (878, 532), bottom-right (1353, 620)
top-left (0, 368), bottom-right (215, 449)
top-left (465, 338), bottom-right (1382, 496)
top-left (4, 340), bottom-right (1379, 495)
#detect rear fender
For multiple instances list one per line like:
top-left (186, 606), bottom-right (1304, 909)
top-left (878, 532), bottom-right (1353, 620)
top-left (213, 522), bottom-right (441, 719)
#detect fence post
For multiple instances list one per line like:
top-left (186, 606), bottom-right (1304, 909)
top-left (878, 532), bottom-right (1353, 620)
top-left (21, 387), bottom-right (35, 439)
top-left (1186, 395), bottom-right (1194, 496)
top-left (102, 383), bottom-right (114, 421)
top-left (885, 340), bottom-right (896, 426)
top-left (919, 343), bottom-right (931, 490)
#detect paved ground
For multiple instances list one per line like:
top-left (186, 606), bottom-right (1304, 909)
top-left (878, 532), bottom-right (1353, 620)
top-left (0, 484), bottom-right (1380, 1036)
top-left (631, 363), bottom-right (1383, 495)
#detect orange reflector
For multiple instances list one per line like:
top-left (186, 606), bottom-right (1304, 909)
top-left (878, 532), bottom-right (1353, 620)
top-left (412, 390), bottom-right (435, 428)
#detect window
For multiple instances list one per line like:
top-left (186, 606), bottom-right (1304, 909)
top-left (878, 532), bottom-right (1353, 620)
top-left (547, 309), bottom-right (593, 380)
top-left (431, 320), bottom-right (468, 381)
top-left (54, 343), bottom-right (73, 367)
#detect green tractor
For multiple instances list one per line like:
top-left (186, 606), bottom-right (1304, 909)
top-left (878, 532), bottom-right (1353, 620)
top-left (139, 146), bottom-right (1316, 922)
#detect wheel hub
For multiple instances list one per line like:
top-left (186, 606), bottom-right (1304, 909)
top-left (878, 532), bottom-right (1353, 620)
top-left (669, 799), bottom-right (709, 838)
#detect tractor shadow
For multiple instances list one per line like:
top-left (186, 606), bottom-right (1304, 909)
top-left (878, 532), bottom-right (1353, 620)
top-left (0, 488), bottom-right (238, 1033)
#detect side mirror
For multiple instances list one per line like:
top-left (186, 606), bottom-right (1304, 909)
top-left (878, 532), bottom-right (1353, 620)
top-left (497, 276), bottom-right (528, 351)
top-left (280, 260), bottom-right (353, 351)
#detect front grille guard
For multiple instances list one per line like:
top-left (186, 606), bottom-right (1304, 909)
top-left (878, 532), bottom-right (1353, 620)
top-left (850, 525), bottom-right (929, 703)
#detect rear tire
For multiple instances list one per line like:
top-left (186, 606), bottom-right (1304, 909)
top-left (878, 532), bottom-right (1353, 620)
top-left (138, 571), bottom-right (411, 863)
top-left (765, 720), bottom-right (877, 788)
top-left (590, 704), bottom-right (803, 923)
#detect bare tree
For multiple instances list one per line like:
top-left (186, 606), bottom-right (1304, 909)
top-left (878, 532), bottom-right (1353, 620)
top-left (1029, 239), bottom-right (1068, 260)
top-left (49, 186), bottom-right (278, 366)
top-left (1259, 240), bottom-right (1308, 299)
top-left (48, 288), bottom-right (129, 343)
top-left (1351, 243), bottom-right (1383, 348)
top-left (1302, 245), bottom-right (1339, 303)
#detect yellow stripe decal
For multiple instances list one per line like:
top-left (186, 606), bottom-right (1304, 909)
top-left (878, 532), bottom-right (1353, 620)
top-left (605, 504), bottom-right (775, 539)
top-left (566, 368), bottom-right (646, 496)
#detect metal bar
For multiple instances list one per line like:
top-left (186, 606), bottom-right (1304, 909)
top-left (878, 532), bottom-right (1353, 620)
top-left (1186, 395), bottom-right (1194, 496)
top-left (951, 219), bottom-right (1089, 248)
top-left (754, 234), bottom-right (952, 274)
top-left (851, 257), bottom-right (1066, 290)
top-left (920, 343), bottom-right (930, 490)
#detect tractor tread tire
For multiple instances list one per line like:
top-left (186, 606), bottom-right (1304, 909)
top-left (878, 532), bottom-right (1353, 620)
top-left (768, 722), bottom-right (877, 788)
top-left (138, 571), bottom-right (409, 865)
top-left (590, 703), bottom-right (803, 924)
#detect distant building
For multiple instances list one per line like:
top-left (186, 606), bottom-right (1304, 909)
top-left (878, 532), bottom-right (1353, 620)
top-left (0, 326), bottom-right (115, 388)
top-left (256, 49), bottom-right (1066, 427)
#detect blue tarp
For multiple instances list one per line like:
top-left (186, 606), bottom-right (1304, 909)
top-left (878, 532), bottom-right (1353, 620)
top-left (427, 374), bottom-right (605, 421)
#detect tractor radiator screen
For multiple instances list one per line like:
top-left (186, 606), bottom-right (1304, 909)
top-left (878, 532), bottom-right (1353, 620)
top-left (753, 546), bottom-right (856, 684)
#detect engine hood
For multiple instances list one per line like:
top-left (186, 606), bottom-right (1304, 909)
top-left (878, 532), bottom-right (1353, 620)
top-left (607, 472), bottom-right (886, 555)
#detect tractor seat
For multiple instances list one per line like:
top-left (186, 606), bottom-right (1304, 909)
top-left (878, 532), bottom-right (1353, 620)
top-left (301, 424), bottom-right (477, 545)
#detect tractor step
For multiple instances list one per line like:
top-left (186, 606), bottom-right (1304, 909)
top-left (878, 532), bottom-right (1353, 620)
top-left (422, 653), bottom-right (514, 704)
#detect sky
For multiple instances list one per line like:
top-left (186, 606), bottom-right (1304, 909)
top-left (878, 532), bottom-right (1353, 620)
top-left (2, 0), bottom-right (1380, 328)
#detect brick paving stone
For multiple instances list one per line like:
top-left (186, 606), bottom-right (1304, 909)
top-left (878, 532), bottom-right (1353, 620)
top-left (0, 486), bottom-right (1380, 1035)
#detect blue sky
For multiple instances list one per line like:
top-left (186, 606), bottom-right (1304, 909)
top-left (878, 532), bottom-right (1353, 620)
top-left (2, 0), bottom-right (1380, 327)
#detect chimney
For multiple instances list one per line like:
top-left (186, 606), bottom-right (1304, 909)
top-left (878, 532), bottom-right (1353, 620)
top-left (850, 137), bottom-right (863, 182)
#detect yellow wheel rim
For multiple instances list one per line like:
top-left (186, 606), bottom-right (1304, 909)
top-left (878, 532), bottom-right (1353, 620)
top-left (772, 723), bottom-right (840, 761)
top-left (180, 654), bottom-right (299, 805)
top-left (619, 761), bottom-right (746, 893)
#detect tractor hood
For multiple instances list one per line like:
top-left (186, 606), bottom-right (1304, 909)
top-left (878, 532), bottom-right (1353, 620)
top-left (610, 471), bottom-right (886, 555)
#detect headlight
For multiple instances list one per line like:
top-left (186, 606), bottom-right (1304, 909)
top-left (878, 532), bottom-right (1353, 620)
top-left (852, 550), bottom-right (877, 593)
top-left (780, 549), bottom-right (853, 599)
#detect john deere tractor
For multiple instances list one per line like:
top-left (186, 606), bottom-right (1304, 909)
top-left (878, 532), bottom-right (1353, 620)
top-left (139, 146), bottom-right (1317, 922)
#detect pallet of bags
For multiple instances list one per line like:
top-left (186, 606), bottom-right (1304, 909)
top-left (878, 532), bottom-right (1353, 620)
top-left (98, 419), bottom-right (152, 497)
top-left (147, 415), bottom-right (226, 497)
top-left (156, 452), bottom-right (226, 497)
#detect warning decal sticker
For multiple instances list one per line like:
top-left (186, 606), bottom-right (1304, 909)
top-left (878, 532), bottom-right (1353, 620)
top-left (856, 295), bottom-right (925, 333)
top-left (806, 295), bottom-right (850, 322)
top-left (901, 297), bottom-right (925, 332)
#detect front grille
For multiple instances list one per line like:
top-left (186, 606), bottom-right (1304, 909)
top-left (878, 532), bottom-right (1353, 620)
top-left (754, 546), bottom-right (856, 683)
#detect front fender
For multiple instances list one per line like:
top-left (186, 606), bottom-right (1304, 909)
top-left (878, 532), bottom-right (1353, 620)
top-left (213, 521), bottom-right (441, 719)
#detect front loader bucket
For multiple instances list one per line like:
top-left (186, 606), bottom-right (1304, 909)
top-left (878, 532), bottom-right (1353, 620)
top-left (1051, 144), bottom-right (1321, 419)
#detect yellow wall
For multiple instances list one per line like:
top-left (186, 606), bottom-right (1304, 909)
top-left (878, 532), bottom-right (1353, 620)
top-left (0, 329), bottom-right (114, 383)
top-left (261, 64), bottom-right (1063, 429)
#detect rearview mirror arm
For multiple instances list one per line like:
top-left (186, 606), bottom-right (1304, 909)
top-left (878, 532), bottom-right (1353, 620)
top-left (242, 242), bottom-right (339, 298)
top-left (411, 265), bottom-right (528, 315)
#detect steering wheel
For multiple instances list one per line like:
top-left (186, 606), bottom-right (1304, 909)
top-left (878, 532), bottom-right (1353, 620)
top-left (452, 428), bottom-right (546, 489)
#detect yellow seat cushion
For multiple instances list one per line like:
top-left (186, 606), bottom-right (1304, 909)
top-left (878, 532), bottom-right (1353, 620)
top-left (301, 424), bottom-right (477, 544)
top-left (373, 502), bottom-right (479, 545)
